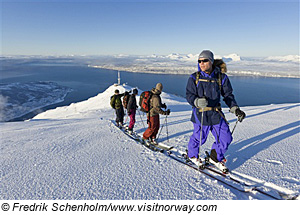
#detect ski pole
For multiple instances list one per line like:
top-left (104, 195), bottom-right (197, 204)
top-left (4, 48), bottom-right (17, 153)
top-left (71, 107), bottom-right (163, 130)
top-left (157, 115), bottom-right (166, 140)
top-left (138, 109), bottom-right (146, 129)
top-left (231, 119), bottom-right (239, 134)
top-left (165, 115), bottom-right (169, 143)
top-left (198, 108), bottom-right (204, 158)
top-left (124, 112), bottom-right (128, 125)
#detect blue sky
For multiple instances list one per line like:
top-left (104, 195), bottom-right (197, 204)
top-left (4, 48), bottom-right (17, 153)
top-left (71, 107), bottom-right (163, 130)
top-left (1, 0), bottom-right (299, 57)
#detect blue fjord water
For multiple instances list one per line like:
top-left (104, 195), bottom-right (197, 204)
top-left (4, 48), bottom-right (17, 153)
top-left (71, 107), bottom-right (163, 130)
top-left (1, 64), bottom-right (299, 120)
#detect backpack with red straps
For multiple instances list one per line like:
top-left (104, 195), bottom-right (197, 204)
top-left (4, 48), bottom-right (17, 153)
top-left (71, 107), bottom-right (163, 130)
top-left (139, 91), bottom-right (153, 113)
top-left (122, 93), bottom-right (130, 109)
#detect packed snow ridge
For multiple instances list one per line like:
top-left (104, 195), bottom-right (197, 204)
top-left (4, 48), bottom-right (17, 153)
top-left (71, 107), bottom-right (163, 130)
top-left (1, 84), bottom-right (299, 200)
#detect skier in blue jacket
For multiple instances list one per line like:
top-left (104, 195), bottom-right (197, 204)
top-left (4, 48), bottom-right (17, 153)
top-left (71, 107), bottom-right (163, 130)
top-left (186, 50), bottom-right (246, 170)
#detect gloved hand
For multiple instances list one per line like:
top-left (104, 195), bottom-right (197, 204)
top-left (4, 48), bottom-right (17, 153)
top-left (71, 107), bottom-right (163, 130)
top-left (161, 103), bottom-right (167, 109)
top-left (164, 109), bottom-right (171, 115)
top-left (230, 106), bottom-right (246, 122)
top-left (235, 108), bottom-right (246, 122)
top-left (128, 111), bottom-right (131, 115)
top-left (194, 97), bottom-right (208, 109)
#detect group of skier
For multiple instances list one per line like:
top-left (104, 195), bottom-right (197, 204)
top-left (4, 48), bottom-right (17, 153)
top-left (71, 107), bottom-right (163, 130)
top-left (110, 50), bottom-right (246, 170)
top-left (110, 82), bottom-right (170, 144)
top-left (110, 88), bottom-right (139, 134)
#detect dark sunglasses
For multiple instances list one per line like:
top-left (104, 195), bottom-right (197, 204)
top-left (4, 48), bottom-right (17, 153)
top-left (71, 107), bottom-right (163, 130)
top-left (198, 59), bottom-right (210, 63)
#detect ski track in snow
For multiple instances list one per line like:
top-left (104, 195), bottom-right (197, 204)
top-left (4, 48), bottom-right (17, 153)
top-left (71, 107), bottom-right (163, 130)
top-left (0, 85), bottom-right (299, 200)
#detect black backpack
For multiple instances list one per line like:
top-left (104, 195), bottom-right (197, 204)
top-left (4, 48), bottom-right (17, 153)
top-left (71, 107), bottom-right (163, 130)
top-left (123, 94), bottom-right (130, 109)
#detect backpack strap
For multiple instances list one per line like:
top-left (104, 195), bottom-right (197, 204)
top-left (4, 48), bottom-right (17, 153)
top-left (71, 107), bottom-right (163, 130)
top-left (195, 70), bottom-right (222, 90)
top-left (195, 71), bottom-right (200, 85)
top-left (149, 91), bottom-right (154, 110)
top-left (217, 72), bottom-right (222, 90)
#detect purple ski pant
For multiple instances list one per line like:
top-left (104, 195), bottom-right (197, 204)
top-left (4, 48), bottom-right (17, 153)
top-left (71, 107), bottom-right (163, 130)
top-left (188, 119), bottom-right (232, 162)
top-left (128, 109), bottom-right (136, 130)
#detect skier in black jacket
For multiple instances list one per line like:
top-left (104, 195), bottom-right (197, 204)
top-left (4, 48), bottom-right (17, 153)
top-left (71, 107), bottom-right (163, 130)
top-left (127, 89), bottom-right (138, 134)
top-left (110, 89), bottom-right (125, 127)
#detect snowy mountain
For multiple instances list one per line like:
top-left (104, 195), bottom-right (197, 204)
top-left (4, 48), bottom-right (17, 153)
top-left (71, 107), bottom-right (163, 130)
top-left (2, 54), bottom-right (299, 78)
top-left (0, 82), bottom-right (72, 122)
top-left (1, 84), bottom-right (299, 200)
top-left (156, 53), bottom-right (241, 62)
top-left (222, 53), bottom-right (241, 62)
top-left (88, 53), bottom-right (299, 78)
top-left (265, 55), bottom-right (300, 63)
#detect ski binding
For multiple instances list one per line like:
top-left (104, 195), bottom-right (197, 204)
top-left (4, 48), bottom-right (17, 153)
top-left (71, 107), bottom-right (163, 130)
top-left (205, 151), bottom-right (229, 174)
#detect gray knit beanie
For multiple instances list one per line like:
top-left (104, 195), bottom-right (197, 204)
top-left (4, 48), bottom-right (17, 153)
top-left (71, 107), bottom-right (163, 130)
top-left (155, 83), bottom-right (163, 92)
top-left (198, 50), bottom-right (214, 63)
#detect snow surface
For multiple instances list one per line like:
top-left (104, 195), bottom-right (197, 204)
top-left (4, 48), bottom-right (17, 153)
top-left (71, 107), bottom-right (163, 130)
top-left (0, 84), bottom-right (299, 200)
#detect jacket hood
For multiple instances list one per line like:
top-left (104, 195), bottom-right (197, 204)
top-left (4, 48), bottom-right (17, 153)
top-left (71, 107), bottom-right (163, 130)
top-left (151, 88), bottom-right (161, 95)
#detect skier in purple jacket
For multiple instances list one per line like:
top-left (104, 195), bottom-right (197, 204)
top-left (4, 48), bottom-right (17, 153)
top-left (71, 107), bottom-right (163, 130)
top-left (186, 50), bottom-right (246, 171)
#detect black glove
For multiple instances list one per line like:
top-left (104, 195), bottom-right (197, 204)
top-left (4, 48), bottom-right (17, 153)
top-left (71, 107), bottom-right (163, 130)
top-left (127, 111), bottom-right (131, 115)
top-left (235, 108), bottom-right (246, 122)
top-left (161, 103), bottom-right (167, 109)
top-left (164, 109), bottom-right (171, 115)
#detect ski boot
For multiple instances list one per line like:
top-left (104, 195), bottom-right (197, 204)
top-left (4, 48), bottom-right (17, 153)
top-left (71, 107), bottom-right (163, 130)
top-left (127, 128), bottom-right (133, 135)
top-left (141, 138), bottom-right (148, 144)
top-left (205, 150), bottom-right (229, 174)
top-left (141, 138), bottom-right (158, 151)
top-left (116, 122), bottom-right (123, 128)
top-left (150, 138), bottom-right (158, 145)
top-left (190, 157), bottom-right (206, 170)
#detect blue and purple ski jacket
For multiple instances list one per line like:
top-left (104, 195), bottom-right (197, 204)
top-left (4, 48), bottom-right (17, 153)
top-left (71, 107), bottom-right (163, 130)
top-left (186, 66), bottom-right (238, 126)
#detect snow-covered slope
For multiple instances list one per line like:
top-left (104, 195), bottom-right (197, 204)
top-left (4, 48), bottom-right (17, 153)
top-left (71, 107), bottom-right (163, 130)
top-left (1, 84), bottom-right (299, 200)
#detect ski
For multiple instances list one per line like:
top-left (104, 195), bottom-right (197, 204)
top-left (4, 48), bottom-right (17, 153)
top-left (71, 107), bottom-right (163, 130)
top-left (140, 138), bottom-right (164, 152)
top-left (201, 151), bottom-right (298, 199)
top-left (168, 149), bottom-right (299, 200)
top-left (113, 123), bottom-right (139, 140)
top-left (204, 164), bottom-right (299, 200)
top-left (166, 150), bottom-right (256, 195)
top-left (146, 140), bottom-right (174, 151)
top-left (111, 121), bottom-right (169, 152)
top-left (111, 121), bottom-right (298, 200)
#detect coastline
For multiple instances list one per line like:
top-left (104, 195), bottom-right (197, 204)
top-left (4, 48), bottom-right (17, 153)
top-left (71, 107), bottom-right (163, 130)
top-left (89, 64), bottom-right (300, 79)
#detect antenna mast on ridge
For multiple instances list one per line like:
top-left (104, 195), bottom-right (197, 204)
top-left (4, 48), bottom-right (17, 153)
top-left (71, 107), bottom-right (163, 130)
top-left (118, 71), bottom-right (121, 85)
